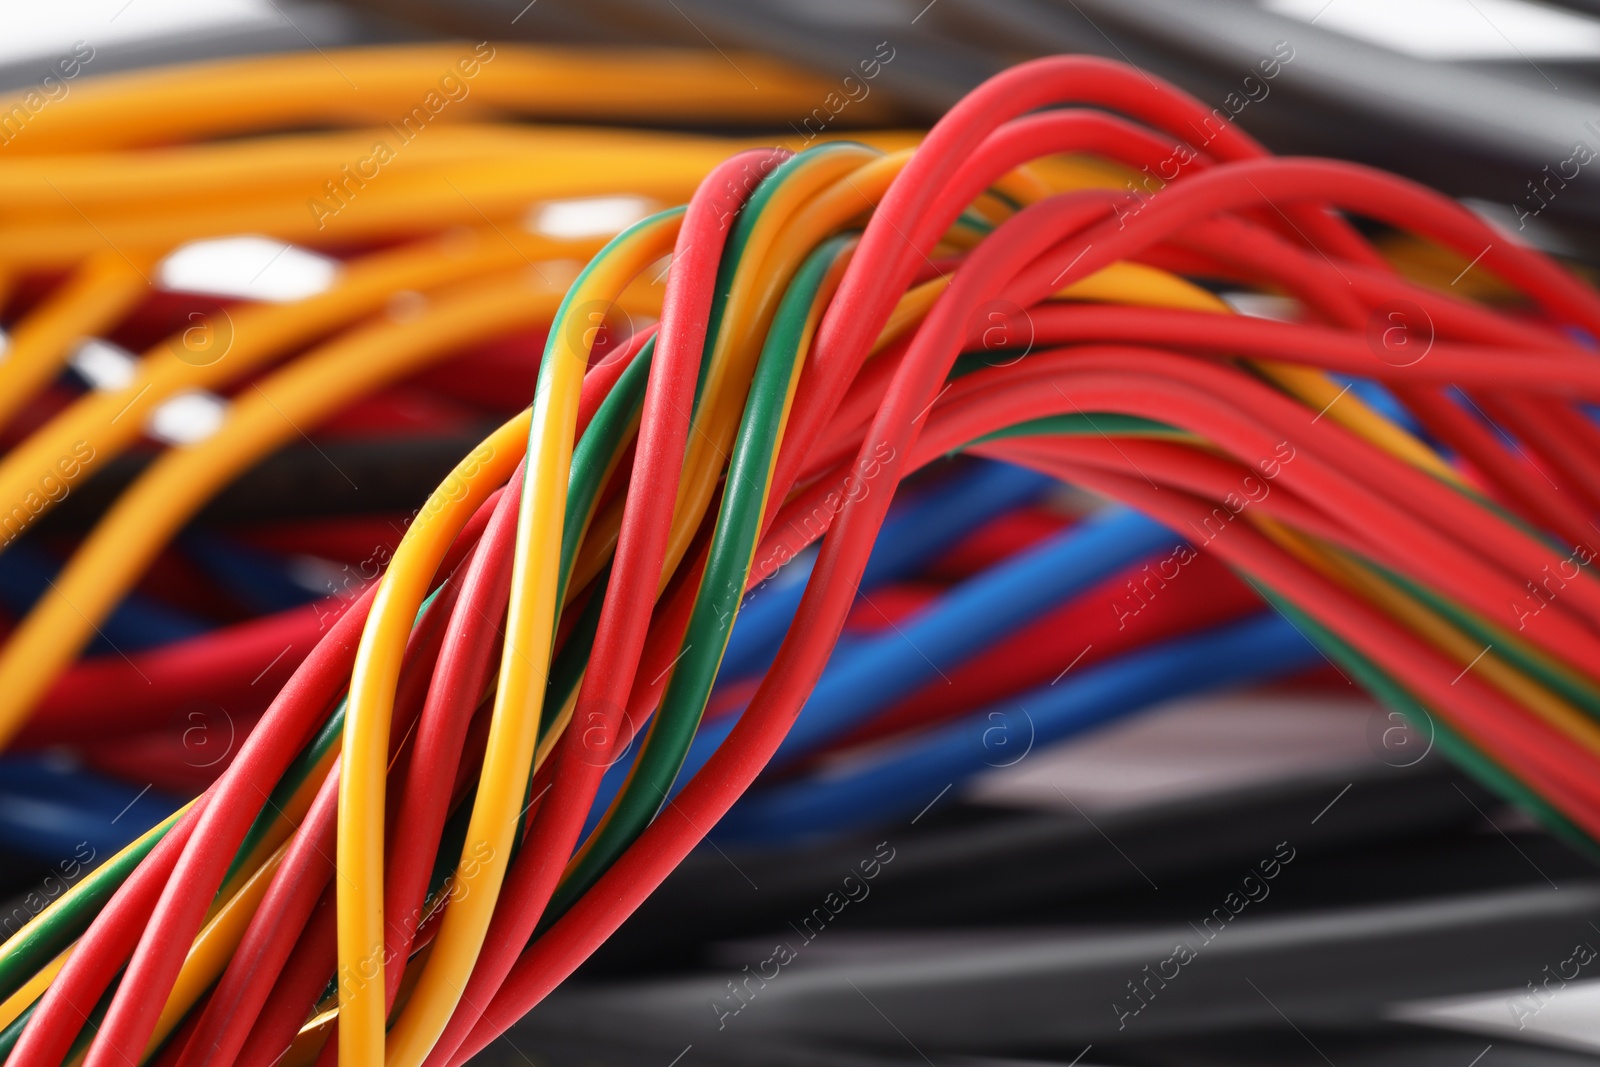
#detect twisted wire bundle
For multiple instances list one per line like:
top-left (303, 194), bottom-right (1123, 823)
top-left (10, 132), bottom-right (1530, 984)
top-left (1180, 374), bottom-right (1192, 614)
top-left (0, 40), bottom-right (1596, 1067)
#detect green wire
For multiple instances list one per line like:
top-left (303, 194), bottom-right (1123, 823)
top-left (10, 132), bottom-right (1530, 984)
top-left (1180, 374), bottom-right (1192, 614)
top-left (0, 185), bottom-right (759, 1052)
top-left (1353, 556), bottom-right (1600, 723)
top-left (556, 337), bottom-right (654, 606)
top-left (551, 234), bottom-right (852, 915)
top-left (693, 142), bottom-right (872, 413)
top-left (539, 146), bottom-right (847, 907)
top-left (1257, 588), bottom-right (1600, 858)
top-left (975, 413), bottom-right (1182, 441)
top-left (0, 807), bottom-right (181, 1006)
top-left (0, 366), bottom-right (657, 1042)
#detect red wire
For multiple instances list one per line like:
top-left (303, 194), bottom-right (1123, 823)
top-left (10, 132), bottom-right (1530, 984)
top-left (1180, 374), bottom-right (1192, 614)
top-left (18, 598), bottom-right (344, 745)
top-left (1005, 160), bottom-right (1600, 340)
top-left (830, 552), bottom-right (1258, 750)
top-left (1007, 303), bottom-right (1600, 393)
top-left (926, 355), bottom-right (1600, 666)
top-left (174, 759), bottom-right (340, 1067)
top-left (1147, 212), bottom-right (1600, 545)
top-left (414, 147), bottom-right (789, 1067)
top-left (73, 475), bottom-right (498, 1067)
top-left (235, 885), bottom-right (337, 1067)
top-left (440, 116), bottom-right (1600, 1057)
top-left (1168, 217), bottom-right (1599, 550)
top-left (8, 789), bottom-right (211, 1066)
top-left (42, 56), bottom-right (1600, 1067)
top-left (377, 466), bottom-right (521, 1010)
top-left (1404, 386), bottom-right (1594, 545)
top-left (949, 169), bottom-right (1600, 635)
top-left (1480, 392), bottom-right (1600, 516)
top-left (991, 450), bottom-right (1600, 824)
top-left (775, 57), bottom-right (1382, 539)
top-left (1003, 191), bottom-right (1600, 561)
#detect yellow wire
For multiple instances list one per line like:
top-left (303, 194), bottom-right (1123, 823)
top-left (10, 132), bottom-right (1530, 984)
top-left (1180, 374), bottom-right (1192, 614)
top-left (0, 270), bottom-right (585, 745)
top-left (0, 152), bottom-right (711, 260)
top-left (1265, 518), bottom-right (1600, 754)
top-left (0, 250), bottom-right (150, 428)
top-left (3, 46), bottom-right (891, 155)
top-left (0, 946), bottom-right (68, 1033)
top-left (1055, 264), bottom-right (1462, 483)
top-left (0, 227), bottom-right (591, 565)
top-left (375, 212), bottom-right (682, 1067)
top-left (0, 125), bottom-right (730, 209)
top-left (661, 144), bottom-right (883, 587)
top-left (0, 129), bottom-right (927, 269)
top-left (335, 409), bottom-right (534, 1067)
top-left (142, 839), bottom-right (288, 1058)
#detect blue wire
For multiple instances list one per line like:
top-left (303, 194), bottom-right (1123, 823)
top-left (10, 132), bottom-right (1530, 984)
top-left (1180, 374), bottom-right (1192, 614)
top-left (583, 505), bottom-right (1177, 835)
top-left (0, 756), bottom-right (183, 859)
top-left (1447, 384), bottom-right (1519, 450)
top-left (717, 460), bottom-right (1052, 681)
top-left (0, 542), bottom-right (208, 652)
top-left (1331, 375), bottom-right (1426, 440)
top-left (713, 610), bottom-right (1318, 843)
top-left (179, 529), bottom-right (322, 614)
top-left (761, 506), bottom-right (1172, 767)
top-left (0, 465), bottom-right (1042, 858)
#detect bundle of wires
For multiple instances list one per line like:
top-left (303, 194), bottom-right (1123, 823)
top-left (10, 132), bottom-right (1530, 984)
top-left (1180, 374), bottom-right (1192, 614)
top-left (0, 38), bottom-right (1597, 1067)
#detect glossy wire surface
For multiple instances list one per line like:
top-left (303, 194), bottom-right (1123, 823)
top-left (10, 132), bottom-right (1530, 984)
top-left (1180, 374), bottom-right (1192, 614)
top-left (0, 43), bottom-right (1594, 1067)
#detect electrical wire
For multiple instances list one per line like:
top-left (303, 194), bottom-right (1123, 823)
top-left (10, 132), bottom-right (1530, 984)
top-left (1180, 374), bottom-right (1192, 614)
top-left (1, 42), bottom-right (1599, 1067)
